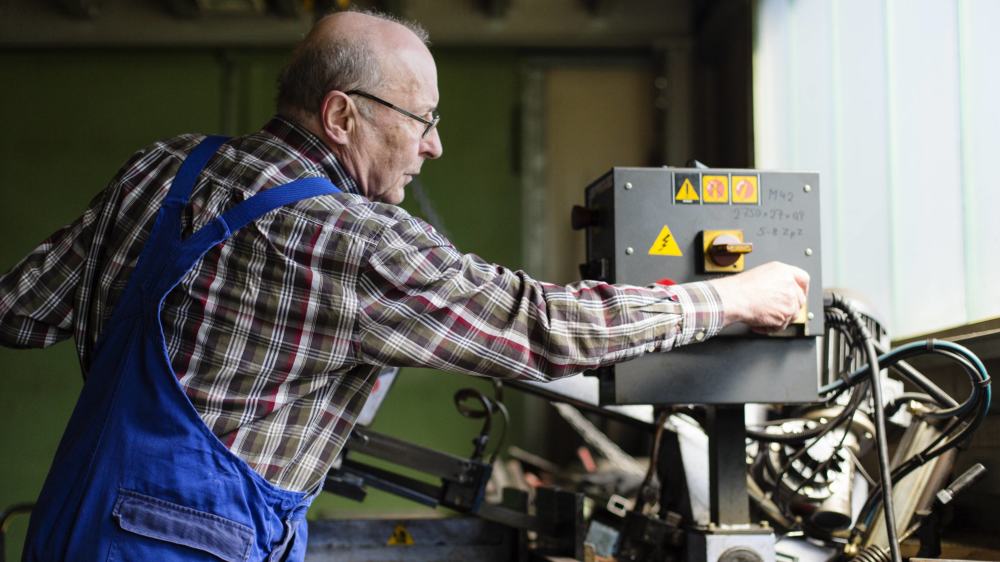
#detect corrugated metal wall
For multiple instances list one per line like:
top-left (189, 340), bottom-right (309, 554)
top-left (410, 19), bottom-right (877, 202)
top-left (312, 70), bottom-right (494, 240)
top-left (753, 0), bottom-right (1000, 337)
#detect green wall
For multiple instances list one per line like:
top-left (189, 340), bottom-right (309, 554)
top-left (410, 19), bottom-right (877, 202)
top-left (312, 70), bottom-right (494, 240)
top-left (0, 47), bottom-right (523, 557)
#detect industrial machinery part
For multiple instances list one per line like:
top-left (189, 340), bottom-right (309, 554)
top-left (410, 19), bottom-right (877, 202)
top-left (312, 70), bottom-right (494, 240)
top-left (326, 426), bottom-right (496, 512)
top-left (615, 510), bottom-right (685, 562)
top-left (863, 420), bottom-right (956, 552)
top-left (687, 527), bottom-right (775, 562)
top-left (746, 294), bottom-right (992, 562)
top-left (570, 165), bottom-right (822, 562)
top-left (322, 385), bottom-right (587, 560)
top-left (551, 402), bottom-right (646, 479)
top-left (306, 517), bottom-right (519, 562)
top-left (574, 166), bottom-right (823, 405)
top-left (751, 407), bottom-right (875, 532)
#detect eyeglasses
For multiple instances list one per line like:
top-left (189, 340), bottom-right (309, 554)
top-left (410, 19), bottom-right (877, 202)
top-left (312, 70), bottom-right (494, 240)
top-left (346, 90), bottom-right (440, 138)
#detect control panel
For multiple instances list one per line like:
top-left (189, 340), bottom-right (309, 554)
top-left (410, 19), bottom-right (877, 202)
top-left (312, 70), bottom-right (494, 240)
top-left (574, 167), bottom-right (823, 405)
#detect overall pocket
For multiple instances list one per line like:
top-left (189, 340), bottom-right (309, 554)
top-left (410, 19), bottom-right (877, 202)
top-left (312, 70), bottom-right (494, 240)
top-left (108, 489), bottom-right (254, 562)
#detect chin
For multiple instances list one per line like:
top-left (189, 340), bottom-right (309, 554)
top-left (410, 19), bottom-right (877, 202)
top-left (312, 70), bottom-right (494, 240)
top-left (382, 190), bottom-right (405, 205)
top-left (387, 181), bottom-right (408, 205)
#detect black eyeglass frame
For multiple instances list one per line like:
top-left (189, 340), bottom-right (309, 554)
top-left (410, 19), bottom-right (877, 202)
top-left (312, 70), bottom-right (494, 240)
top-left (346, 90), bottom-right (440, 138)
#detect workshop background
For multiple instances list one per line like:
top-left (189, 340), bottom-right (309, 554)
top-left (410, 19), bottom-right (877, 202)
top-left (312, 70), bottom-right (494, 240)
top-left (2, 0), bottom-right (1000, 559)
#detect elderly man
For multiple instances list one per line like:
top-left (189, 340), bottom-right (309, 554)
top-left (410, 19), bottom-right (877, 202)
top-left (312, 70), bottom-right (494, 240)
top-left (0, 9), bottom-right (807, 561)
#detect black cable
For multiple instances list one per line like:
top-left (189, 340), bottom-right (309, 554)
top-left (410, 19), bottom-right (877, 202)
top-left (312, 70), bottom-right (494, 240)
top-left (752, 315), bottom-right (869, 525)
top-left (853, 417), bottom-right (968, 537)
top-left (815, 330), bottom-right (991, 544)
top-left (748, 314), bottom-right (874, 445)
top-left (747, 387), bottom-right (863, 444)
top-left (787, 410), bottom-right (854, 502)
top-left (887, 348), bottom-right (979, 416)
top-left (634, 410), bottom-right (670, 515)
top-left (768, 382), bottom-right (868, 519)
top-left (453, 386), bottom-right (510, 464)
top-left (914, 350), bottom-right (980, 419)
top-left (827, 293), bottom-right (902, 562)
top-left (823, 346), bottom-right (977, 410)
top-left (856, 379), bottom-right (989, 532)
top-left (874, 341), bottom-right (958, 408)
top-left (820, 346), bottom-right (981, 421)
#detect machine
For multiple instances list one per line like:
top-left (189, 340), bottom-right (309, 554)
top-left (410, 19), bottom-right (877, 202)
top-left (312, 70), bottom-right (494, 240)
top-left (308, 166), bottom-right (992, 562)
top-left (570, 166), bottom-right (825, 562)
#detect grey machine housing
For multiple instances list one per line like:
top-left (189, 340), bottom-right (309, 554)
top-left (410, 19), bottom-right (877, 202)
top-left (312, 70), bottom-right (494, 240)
top-left (579, 167), bottom-right (823, 406)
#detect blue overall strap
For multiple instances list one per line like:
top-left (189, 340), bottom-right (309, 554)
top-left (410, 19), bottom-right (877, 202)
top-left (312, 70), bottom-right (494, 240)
top-left (150, 176), bottom-right (340, 298)
top-left (220, 177), bottom-right (341, 232)
top-left (172, 177), bottom-right (341, 258)
top-left (165, 135), bottom-right (229, 207)
top-left (147, 135), bottom-right (231, 251)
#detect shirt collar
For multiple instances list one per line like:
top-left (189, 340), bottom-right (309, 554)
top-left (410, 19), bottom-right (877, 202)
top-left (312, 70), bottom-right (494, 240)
top-left (263, 115), bottom-right (361, 196)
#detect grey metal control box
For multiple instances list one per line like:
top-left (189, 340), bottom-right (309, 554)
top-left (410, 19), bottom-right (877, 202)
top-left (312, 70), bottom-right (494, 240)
top-left (577, 167), bottom-right (823, 405)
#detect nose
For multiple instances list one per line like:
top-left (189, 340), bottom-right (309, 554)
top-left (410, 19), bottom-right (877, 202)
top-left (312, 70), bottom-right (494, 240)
top-left (420, 127), bottom-right (443, 160)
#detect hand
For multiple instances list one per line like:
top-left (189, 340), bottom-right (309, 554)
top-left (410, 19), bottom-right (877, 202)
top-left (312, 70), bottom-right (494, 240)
top-left (708, 261), bottom-right (809, 332)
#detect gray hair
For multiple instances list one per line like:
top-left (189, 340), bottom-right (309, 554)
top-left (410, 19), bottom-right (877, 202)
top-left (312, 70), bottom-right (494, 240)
top-left (276, 9), bottom-right (429, 117)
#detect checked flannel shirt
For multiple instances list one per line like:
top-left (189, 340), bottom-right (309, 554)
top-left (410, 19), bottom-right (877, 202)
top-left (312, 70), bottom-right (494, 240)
top-left (0, 116), bottom-right (724, 492)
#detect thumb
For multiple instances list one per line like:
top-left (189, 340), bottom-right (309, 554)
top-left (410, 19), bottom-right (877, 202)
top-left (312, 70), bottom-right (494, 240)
top-left (793, 267), bottom-right (810, 294)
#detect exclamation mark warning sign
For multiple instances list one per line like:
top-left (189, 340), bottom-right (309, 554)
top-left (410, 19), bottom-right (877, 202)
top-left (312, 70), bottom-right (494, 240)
top-left (674, 173), bottom-right (700, 204)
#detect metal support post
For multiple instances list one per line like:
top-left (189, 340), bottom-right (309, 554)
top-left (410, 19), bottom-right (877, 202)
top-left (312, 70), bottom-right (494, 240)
top-left (706, 405), bottom-right (749, 525)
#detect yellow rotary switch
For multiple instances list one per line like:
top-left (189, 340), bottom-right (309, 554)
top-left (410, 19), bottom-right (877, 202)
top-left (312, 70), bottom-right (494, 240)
top-left (703, 230), bottom-right (753, 272)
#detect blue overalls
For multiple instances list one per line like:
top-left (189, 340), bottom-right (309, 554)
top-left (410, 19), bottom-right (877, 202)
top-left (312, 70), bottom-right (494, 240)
top-left (23, 136), bottom-right (340, 561)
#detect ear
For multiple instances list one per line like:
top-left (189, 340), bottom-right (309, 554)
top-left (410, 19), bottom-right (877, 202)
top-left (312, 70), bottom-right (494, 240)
top-left (319, 90), bottom-right (357, 146)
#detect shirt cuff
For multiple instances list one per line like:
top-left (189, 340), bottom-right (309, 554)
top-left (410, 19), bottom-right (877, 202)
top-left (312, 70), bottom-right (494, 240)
top-left (663, 281), bottom-right (724, 348)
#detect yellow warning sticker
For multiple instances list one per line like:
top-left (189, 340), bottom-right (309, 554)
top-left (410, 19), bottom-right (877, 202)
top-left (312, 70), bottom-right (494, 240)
top-left (387, 523), bottom-right (414, 546)
top-left (702, 175), bottom-right (730, 204)
top-left (675, 178), bottom-right (700, 203)
top-left (647, 225), bottom-right (683, 256)
top-left (732, 175), bottom-right (759, 204)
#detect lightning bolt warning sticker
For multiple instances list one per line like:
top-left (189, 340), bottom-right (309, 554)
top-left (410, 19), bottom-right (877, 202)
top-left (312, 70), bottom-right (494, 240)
top-left (647, 224), bottom-right (683, 256)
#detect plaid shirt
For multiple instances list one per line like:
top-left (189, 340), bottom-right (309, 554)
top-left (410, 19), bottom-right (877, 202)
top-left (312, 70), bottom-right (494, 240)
top-left (0, 116), bottom-right (724, 492)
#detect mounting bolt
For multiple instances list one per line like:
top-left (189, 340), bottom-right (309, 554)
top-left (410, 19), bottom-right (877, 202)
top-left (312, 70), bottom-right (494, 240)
top-left (805, 248), bottom-right (813, 256)
top-left (625, 182), bottom-right (633, 190)
top-left (625, 247), bottom-right (635, 255)
top-left (803, 184), bottom-right (812, 193)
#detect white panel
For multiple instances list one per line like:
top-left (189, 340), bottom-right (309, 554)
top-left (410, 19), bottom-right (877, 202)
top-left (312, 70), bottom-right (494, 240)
top-left (753, 0), bottom-right (794, 168)
top-left (886, 0), bottom-right (965, 335)
top-left (959, 0), bottom-right (1000, 323)
top-left (755, 0), bottom-right (1000, 336)
top-left (787, 0), bottom-right (837, 289)
top-left (832, 0), bottom-right (893, 324)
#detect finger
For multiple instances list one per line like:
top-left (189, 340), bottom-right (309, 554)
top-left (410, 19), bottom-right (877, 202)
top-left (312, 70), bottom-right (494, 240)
top-left (793, 267), bottom-right (810, 293)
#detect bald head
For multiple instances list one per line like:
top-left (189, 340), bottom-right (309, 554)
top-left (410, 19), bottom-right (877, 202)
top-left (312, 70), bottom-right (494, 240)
top-left (276, 10), bottom-right (430, 119)
top-left (276, 10), bottom-right (443, 204)
top-left (312, 11), bottom-right (429, 56)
